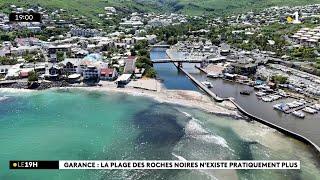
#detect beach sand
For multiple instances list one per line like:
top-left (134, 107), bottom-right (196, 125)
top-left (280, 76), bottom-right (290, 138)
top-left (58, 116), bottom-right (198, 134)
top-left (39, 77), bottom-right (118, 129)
top-left (55, 80), bottom-right (240, 118)
top-left (0, 79), bottom-right (240, 118)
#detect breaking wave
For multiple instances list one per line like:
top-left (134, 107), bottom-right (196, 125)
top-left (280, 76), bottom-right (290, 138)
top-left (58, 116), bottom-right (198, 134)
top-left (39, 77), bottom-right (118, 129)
top-left (172, 153), bottom-right (187, 161)
top-left (185, 118), bottom-right (231, 149)
top-left (0, 96), bottom-right (9, 101)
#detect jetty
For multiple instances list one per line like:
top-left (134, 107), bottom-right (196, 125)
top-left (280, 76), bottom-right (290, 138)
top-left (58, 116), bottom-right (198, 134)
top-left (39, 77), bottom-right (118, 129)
top-left (173, 63), bottom-right (224, 102)
top-left (228, 98), bottom-right (320, 157)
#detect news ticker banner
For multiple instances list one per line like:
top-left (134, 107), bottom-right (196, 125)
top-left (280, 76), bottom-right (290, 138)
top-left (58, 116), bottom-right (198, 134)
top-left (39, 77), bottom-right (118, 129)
top-left (10, 160), bottom-right (300, 170)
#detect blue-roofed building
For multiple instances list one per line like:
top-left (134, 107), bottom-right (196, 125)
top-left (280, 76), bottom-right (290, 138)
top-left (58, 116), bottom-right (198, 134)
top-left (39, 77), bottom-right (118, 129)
top-left (83, 53), bottom-right (102, 62)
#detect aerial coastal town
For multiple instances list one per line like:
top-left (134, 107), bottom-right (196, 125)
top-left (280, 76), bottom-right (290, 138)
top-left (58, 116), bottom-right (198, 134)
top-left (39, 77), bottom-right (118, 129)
top-left (1, 1), bottom-right (320, 179)
top-left (0, 3), bottom-right (320, 141)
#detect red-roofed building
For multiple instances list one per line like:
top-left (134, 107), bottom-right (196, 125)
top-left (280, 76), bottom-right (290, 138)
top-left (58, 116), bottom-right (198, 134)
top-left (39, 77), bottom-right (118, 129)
top-left (100, 67), bottom-right (118, 81)
top-left (19, 70), bottom-right (29, 78)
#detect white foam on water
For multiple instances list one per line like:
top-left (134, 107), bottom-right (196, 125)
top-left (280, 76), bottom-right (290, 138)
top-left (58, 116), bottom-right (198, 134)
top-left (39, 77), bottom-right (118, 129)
top-left (180, 111), bottom-right (192, 118)
top-left (0, 96), bottom-right (9, 101)
top-left (185, 118), bottom-right (208, 135)
top-left (172, 152), bottom-right (187, 161)
top-left (196, 134), bottom-right (230, 149)
top-left (0, 88), bottom-right (34, 94)
top-left (184, 118), bottom-right (232, 151)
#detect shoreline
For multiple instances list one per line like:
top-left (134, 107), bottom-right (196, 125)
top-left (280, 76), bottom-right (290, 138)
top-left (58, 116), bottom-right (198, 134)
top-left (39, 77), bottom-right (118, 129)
top-left (56, 83), bottom-right (241, 118)
top-left (0, 81), bottom-right (241, 119)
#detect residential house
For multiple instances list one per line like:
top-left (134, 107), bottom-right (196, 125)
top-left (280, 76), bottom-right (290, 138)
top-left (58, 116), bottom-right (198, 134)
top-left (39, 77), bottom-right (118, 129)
top-left (46, 65), bottom-right (63, 80)
top-left (61, 58), bottom-right (81, 75)
top-left (100, 67), bottom-right (118, 81)
top-left (83, 65), bottom-right (99, 82)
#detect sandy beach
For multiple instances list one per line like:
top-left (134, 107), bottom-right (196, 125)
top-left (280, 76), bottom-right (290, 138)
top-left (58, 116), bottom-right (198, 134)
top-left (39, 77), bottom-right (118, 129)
top-left (55, 80), bottom-right (240, 118)
top-left (0, 78), bottom-right (240, 117)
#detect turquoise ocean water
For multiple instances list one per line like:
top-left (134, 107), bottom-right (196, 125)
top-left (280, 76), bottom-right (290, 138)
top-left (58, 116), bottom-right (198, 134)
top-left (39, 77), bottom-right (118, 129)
top-left (0, 89), bottom-right (319, 180)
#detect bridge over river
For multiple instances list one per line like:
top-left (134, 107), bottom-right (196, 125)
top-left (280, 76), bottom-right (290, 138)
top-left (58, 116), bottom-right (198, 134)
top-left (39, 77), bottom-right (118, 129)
top-left (149, 44), bottom-right (171, 48)
top-left (151, 56), bottom-right (226, 64)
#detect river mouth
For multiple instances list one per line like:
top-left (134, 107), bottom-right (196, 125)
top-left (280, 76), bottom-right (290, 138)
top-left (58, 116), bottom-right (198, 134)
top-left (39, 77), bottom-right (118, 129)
top-left (0, 89), bottom-right (319, 179)
top-left (151, 48), bottom-right (200, 91)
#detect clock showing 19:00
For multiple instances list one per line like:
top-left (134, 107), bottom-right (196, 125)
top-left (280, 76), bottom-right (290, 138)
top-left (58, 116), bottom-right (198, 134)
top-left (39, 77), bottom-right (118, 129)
top-left (9, 13), bottom-right (41, 22)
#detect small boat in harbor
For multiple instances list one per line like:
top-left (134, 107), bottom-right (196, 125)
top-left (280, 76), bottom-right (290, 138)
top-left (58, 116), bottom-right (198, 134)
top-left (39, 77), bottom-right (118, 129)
top-left (310, 104), bottom-right (320, 111)
top-left (240, 90), bottom-right (251, 95)
top-left (273, 103), bottom-right (290, 112)
top-left (292, 111), bottom-right (305, 118)
top-left (261, 96), bottom-right (273, 102)
top-left (302, 107), bottom-right (318, 114)
top-left (207, 73), bottom-right (220, 78)
top-left (255, 91), bottom-right (267, 97)
top-left (201, 81), bottom-right (213, 88)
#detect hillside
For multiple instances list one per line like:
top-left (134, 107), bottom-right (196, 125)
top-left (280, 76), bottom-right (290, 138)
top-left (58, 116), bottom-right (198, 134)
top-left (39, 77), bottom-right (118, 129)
top-left (1, 0), bottom-right (320, 17)
top-left (0, 0), bottom-right (165, 18)
top-left (174, 0), bottom-right (320, 16)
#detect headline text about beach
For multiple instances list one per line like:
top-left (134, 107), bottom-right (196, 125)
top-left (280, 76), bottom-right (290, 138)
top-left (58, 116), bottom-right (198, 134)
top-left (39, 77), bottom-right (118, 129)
top-left (60, 160), bottom-right (300, 169)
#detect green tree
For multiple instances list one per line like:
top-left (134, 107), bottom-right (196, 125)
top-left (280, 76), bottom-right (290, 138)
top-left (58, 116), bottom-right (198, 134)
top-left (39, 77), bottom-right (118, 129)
top-left (138, 49), bottom-right (149, 57)
top-left (24, 54), bottom-right (35, 63)
top-left (136, 56), bottom-right (152, 68)
top-left (28, 71), bottom-right (38, 82)
top-left (167, 36), bottom-right (177, 45)
top-left (134, 40), bottom-right (149, 51)
top-left (56, 51), bottom-right (65, 62)
top-left (130, 48), bottom-right (137, 56)
top-left (272, 75), bottom-right (288, 84)
top-left (0, 56), bottom-right (17, 65)
top-left (145, 67), bottom-right (156, 78)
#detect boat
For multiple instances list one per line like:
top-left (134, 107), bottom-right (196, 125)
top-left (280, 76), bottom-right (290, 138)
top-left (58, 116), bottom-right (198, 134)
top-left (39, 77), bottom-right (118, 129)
top-left (292, 111), bottom-right (305, 118)
top-left (261, 97), bottom-right (273, 102)
top-left (269, 94), bottom-right (281, 101)
top-left (240, 90), bottom-right (251, 95)
top-left (287, 101), bottom-right (303, 108)
top-left (255, 91), bottom-right (267, 97)
top-left (302, 107), bottom-right (317, 114)
top-left (201, 81), bottom-right (213, 88)
top-left (273, 103), bottom-right (289, 112)
top-left (278, 90), bottom-right (288, 97)
top-left (310, 104), bottom-right (320, 111)
top-left (207, 73), bottom-right (220, 78)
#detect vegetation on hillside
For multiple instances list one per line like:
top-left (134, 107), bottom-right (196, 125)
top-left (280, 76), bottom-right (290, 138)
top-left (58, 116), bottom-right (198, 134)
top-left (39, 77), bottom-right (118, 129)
top-left (175, 0), bottom-right (320, 16)
top-left (2, 0), bottom-right (320, 17)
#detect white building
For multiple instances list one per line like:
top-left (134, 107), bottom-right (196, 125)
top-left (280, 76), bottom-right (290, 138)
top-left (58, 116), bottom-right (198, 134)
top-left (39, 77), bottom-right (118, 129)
top-left (70, 28), bottom-right (100, 37)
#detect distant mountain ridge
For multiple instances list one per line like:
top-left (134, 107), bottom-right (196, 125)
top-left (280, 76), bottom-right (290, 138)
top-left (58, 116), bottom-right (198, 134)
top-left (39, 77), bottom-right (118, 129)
top-left (154, 0), bottom-right (320, 15)
top-left (1, 0), bottom-right (320, 16)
